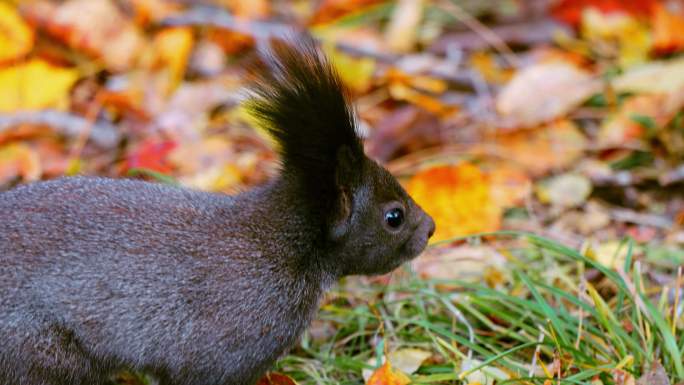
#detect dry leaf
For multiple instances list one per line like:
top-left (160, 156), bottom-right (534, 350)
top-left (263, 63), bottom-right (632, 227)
top-left (636, 362), bottom-right (670, 385)
top-left (325, 45), bottom-right (376, 93)
top-left (613, 57), bottom-right (684, 94)
top-left (598, 90), bottom-right (684, 147)
top-left (496, 61), bottom-right (601, 128)
top-left (384, 0), bottom-right (423, 53)
top-left (460, 358), bottom-right (510, 385)
top-left (0, 59), bottom-right (79, 112)
top-left (387, 349), bottom-right (431, 375)
top-left (652, 2), bottom-right (684, 55)
top-left (407, 163), bottom-right (501, 242)
top-left (366, 362), bottom-right (411, 385)
top-left (255, 372), bottom-right (298, 385)
top-left (0, 142), bottom-right (41, 185)
top-left (23, 0), bottom-right (146, 71)
top-left (153, 27), bottom-right (194, 93)
top-left (482, 120), bottom-right (587, 176)
top-left (580, 7), bottom-right (651, 67)
top-left (0, 2), bottom-right (33, 63)
top-left (412, 245), bottom-right (507, 281)
top-left (536, 173), bottom-right (592, 208)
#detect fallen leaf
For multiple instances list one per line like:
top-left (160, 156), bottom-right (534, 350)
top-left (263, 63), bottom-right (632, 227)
top-left (598, 90), bottom-right (684, 146)
top-left (460, 358), bottom-right (510, 385)
top-left (23, 0), bottom-right (146, 71)
top-left (0, 142), bottom-right (41, 185)
top-left (496, 61), bottom-right (601, 128)
top-left (481, 120), bottom-right (587, 176)
top-left (636, 362), bottom-right (669, 385)
top-left (126, 139), bottom-right (177, 174)
top-left (613, 57), bottom-right (684, 94)
top-left (310, 0), bottom-right (386, 25)
top-left (0, 2), bottom-right (33, 63)
top-left (651, 2), bottom-right (684, 55)
top-left (325, 44), bottom-right (376, 93)
top-left (407, 163), bottom-right (502, 242)
top-left (255, 372), bottom-right (298, 385)
top-left (366, 362), bottom-right (411, 385)
top-left (580, 7), bottom-right (651, 67)
top-left (384, 0), bottom-right (423, 53)
top-left (551, 0), bottom-right (656, 27)
top-left (412, 245), bottom-right (507, 281)
top-left (0, 59), bottom-right (79, 112)
top-left (537, 173), bottom-right (592, 208)
top-left (225, 0), bottom-right (271, 19)
top-left (153, 27), bottom-right (194, 93)
top-left (387, 349), bottom-right (431, 375)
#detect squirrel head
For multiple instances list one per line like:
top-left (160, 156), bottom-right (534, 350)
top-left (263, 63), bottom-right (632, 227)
top-left (247, 35), bottom-right (435, 276)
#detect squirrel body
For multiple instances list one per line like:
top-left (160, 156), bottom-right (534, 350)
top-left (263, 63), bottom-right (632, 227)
top-left (0, 37), bottom-right (434, 385)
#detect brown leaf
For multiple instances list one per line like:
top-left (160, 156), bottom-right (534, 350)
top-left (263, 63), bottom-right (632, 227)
top-left (496, 61), bottom-right (601, 128)
top-left (23, 0), bottom-right (146, 71)
top-left (480, 120), bottom-right (587, 176)
top-left (636, 362), bottom-right (669, 385)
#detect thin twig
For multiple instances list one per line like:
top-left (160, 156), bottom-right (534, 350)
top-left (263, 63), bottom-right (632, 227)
top-left (435, 0), bottom-right (521, 68)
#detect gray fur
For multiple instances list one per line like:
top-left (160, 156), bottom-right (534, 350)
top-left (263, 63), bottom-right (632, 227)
top-left (0, 37), bottom-right (434, 385)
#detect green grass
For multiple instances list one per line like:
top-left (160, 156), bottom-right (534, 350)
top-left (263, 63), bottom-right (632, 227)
top-left (277, 232), bottom-right (684, 384)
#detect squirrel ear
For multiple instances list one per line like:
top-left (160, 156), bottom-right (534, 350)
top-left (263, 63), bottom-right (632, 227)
top-left (329, 145), bottom-right (362, 241)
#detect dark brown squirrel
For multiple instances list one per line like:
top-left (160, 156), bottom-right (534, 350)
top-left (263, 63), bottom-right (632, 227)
top-left (0, 35), bottom-right (435, 385)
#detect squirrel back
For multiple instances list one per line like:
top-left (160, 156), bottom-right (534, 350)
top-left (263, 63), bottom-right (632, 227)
top-left (0, 35), bottom-right (434, 385)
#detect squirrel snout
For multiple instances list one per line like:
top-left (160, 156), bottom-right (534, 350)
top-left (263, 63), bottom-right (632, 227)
top-left (426, 216), bottom-right (436, 239)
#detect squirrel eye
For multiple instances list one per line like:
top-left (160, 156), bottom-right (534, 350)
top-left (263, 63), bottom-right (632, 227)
top-left (384, 208), bottom-right (404, 229)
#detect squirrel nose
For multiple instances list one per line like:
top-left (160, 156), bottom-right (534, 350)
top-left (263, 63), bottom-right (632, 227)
top-left (426, 217), bottom-right (436, 238)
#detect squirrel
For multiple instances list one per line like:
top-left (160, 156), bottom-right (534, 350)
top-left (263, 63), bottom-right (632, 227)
top-left (0, 35), bottom-right (435, 385)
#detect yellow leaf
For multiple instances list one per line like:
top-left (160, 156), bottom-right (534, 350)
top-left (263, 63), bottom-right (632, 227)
top-left (325, 45), bottom-right (376, 93)
top-left (387, 349), bottom-right (431, 375)
top-left (366, 362), bottom-right (411, 385)
top-left (0, 59), bottom-right (79, 112)
top-left (581, 7), bottom-right (651, 67)
top-left (0, 143), bottom-right (41, 184)
top-left (0, 2), bottom-right (34, 63)
top-left (407, 163), bottom-right (501, 242)
top-left (154, 27), bottom-right (194, 93)
top-left (384, 0), bottom-right (423, 53)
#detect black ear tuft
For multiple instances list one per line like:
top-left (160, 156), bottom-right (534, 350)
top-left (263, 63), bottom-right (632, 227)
top-left (246, 34), bottom-right (365, 217)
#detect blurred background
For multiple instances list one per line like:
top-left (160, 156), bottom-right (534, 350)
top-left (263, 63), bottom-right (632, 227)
top-left (1, 0), bottom-right (683, 262)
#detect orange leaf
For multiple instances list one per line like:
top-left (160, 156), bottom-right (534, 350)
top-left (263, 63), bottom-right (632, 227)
top-left (481, 120), bottom-right (587, 176)
top-left (651, 2), bottom-right (684, 55)
top-left (407, 163), bottom-right (501, 242)
top-left (366, 362), bottom-right (411, 385)
top-left (255, 372), bottom-right (298, 385)
top-left (0, 2), bottom-right (33, 64)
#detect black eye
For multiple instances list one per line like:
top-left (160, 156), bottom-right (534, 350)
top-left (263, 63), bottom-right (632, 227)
top-left (384, 208), bottom-right (404, 229)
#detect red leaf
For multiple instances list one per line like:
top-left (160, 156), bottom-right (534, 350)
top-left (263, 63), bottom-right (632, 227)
top-left (551, 0), bottom-right (656, 27)
top-left (255, 372), bottom-right (297, 385)
top-left (126, 139), bottom-right (177, 174)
